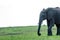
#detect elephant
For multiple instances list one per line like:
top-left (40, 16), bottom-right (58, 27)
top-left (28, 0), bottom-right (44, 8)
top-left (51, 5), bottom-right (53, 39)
top-left (37, 7), bottom-right (60, 36)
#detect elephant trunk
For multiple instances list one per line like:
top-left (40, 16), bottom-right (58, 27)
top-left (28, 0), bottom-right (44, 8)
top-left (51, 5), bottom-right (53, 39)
top-left (37, 18), bottom-right (43, 36)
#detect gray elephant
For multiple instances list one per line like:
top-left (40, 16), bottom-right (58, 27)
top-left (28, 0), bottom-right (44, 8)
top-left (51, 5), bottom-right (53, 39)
top-left (37, 7), bottom-right (60, 36)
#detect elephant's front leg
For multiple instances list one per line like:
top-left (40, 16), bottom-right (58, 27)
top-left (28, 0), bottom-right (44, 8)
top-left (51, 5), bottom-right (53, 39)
top-left (48, 24), bottom-right (52, 36)
top-left (47, 20), bottom-right (54, 36)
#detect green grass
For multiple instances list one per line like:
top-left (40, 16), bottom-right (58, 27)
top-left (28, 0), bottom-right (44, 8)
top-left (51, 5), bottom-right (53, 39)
top-left (0, 25), bottom-right (60, 40)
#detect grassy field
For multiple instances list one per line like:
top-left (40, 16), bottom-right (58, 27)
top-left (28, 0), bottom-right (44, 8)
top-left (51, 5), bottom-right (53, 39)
top-left (0, 25), bottom-right (60, 40)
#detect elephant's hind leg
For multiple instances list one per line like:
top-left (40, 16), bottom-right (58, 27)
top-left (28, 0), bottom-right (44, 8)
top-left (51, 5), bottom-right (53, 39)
top-left (56, 24), bottom-right (60, 35)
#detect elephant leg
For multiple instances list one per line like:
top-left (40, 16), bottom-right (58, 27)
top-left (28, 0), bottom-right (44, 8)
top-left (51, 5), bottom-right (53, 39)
top-left (56, 24), bottom-right (60, 35)
top-left (48, 24), bottom-right (52, 36)
top-left (47, 20), bottom-right (54, 36)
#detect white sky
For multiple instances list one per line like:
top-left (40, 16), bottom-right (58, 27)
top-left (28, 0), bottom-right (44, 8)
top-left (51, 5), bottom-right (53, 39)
top-left (0, 0), bottom-right (60, 27)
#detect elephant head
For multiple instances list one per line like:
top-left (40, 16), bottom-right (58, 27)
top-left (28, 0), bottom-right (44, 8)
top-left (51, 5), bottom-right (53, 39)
top-left (37, 8), bottom-right (47, 36)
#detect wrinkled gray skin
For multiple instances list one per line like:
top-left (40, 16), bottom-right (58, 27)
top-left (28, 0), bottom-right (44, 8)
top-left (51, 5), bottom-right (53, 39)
top-left (38, 7), bottom-right (60, 36)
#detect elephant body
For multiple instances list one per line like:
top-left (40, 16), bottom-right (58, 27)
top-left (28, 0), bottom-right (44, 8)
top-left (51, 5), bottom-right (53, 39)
top-left (54, 9), bottom-right (60, 24)
top-left (38, 7), bottom-right (60, 36)
top-left (47, 8), bottom-right (60, 24)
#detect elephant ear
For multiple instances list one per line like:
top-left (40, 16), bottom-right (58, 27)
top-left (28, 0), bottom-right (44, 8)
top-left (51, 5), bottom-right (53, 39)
top-left (46, 8), bottom-right (54, 20)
